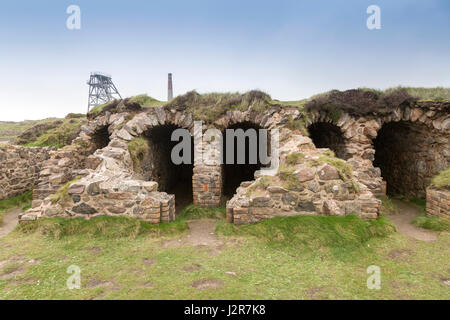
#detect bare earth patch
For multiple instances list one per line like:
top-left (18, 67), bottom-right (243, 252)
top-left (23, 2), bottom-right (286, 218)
top-left (143, 258), bottom-right (156, 267)
top-left (388, 248), bottom-right (413, 261)
top-left (183, 264), bottom-right (202, 273)
top-left (390, 200), bottom-right (437, 241)
top-left (162, 219), bottom-right (225, 255)
top-left (85, 279), bottom-right (116, 289)
top-left (191, 278), bottom-right (224, 290)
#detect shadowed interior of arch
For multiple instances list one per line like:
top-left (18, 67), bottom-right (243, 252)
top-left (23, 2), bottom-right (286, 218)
top-left (139, 124), bottom-right (194, 213)
top-left (222, 121), bottom-right (269, 201)
top-left (373, 121), bottom-right (446, 198)
top-left (90, 125), bottom-right (110, 152)
top-left (307, 122), bottom-right (346, 159)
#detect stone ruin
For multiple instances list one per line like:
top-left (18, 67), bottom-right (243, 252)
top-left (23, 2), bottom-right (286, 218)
top-left (2, 96), bottom-right (447, 224)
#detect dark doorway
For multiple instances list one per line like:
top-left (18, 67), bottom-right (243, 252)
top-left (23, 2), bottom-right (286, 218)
top-left (308, 122), bottom-right (346, 159)
top-left (222, 122), bottom-right (269, 200)
top-left (373, 121), bottom-right (446, 198)
top-left (142, 125), bottom-right (194, 213)
top-left (90, 126), bottom-right (110, 151)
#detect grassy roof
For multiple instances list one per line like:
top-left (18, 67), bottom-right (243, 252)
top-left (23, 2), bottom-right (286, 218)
top-left (304, 87), bottom-right (450, 117)
top-left (164, 90), bottom-right (274, 122)
top-left (88, 94), bottom-right (163, 118)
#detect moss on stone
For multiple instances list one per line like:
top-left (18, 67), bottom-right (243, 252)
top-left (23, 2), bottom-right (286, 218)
top-left (49, 178), bottom-right (80, 204)
top-left (245, 176), bottom-right (275, 196)
top-left (307, 153), bottom-right (360, 193)
top-left (128, 137), bottom-right (149, 171)
top-left (277, 164), bottom-right (300, 190)
top-left (286, 152), bottom-right (306, 165)
top-left (285, 115), bottom-right (309, 135)
top-left (430, 167), bottom-right (450, 189)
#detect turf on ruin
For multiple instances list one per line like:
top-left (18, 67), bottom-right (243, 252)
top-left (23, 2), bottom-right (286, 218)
top-left (2, 87), bottom-right (448, 225)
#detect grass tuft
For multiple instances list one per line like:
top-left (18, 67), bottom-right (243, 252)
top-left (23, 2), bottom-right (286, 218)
top-left (378, 196), bottom-right (398, 215)
top-left (430, 167), bottom-right (450, 190)
top-left (49, 178), bottom-right (80, 204)
top-left (18, 216), bottom-right (188, 239)
top-left (412, 215), bottom-right (450, 232)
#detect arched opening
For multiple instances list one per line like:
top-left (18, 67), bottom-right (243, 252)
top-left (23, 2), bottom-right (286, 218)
top-left (222, 121), bottom-right (269, 200)
top-left (373, 121), bottom-right (448, 198)
top-left (308, 122), bottom-right (346, 159)
top-left (138, 125), bottom-right (194, 213)
top-left (90, 126), bottom-right (111, 152)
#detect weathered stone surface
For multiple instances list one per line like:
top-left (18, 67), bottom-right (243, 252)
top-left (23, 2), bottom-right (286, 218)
top-left (72, 203), bottom-right (97, 214)
top-left (317, 164), bottom-right (340, 180)
top-left (67, 184), bottom-right (85, 195)
top-left (295, 166), bottom-right (316, 182)
top-left (295, 201), bottom-right (315, 212)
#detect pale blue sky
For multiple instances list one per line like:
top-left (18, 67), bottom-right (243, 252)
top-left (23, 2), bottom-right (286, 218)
top-left (0, 0), bottom-right (449, 120)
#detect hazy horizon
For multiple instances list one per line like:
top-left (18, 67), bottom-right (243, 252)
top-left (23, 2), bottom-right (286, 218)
top-left (1, 0), bottom-right (449, 121)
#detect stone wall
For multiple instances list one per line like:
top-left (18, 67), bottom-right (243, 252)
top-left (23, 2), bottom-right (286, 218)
top-left (426, 188), bottom-right (450, 218)
top-left (226, 132), bottom-right (381, 225)
top-left (0, 144), bottom-right (52, 199)
top-left (307, 101), bottom-right (450, 198)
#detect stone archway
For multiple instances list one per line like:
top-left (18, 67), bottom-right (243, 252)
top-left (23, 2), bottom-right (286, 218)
top-left (373, 121), bottom-right (448, 198)
top-left (307, 122), bottom-right (347, 159)
top-left (135, 124), bottom-right (194, 213)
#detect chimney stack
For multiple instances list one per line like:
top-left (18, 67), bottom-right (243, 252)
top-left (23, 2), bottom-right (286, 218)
top-left (168, 73), bottom-right (173, 101)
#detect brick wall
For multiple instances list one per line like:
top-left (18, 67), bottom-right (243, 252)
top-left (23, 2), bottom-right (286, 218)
top-left (426, 188), bottom-right (450, 218)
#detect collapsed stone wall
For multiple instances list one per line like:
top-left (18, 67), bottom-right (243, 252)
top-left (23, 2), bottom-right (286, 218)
top-left (0, 144), bottom-right (52, 200)
top-left (426, 188), bottom-right (450, 218)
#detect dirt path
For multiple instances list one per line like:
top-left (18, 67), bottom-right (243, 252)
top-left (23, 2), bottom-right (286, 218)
top-left (0, 208), bottom-right (21, 238)
top-left (390, 199), bottom-right (437, 242)
top-left (162, 219), bottom-right (224, 254)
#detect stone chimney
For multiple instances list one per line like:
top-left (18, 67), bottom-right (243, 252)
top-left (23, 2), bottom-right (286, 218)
top-left (168, 73), bottom-right (173, 101)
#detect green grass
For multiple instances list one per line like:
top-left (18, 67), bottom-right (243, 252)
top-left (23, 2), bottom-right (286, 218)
top-left (0, 191), bottom-right (33, 225)
top-left (23, 118), bottom-right (85, 149)
top-left (177, 204), bottom-right (226, 221)
top-left (408, 197), bottom-right (427, 213)
top-left (1, 205), bottom-right (449, 299)
top-left (216, 215), bottom-right (396, 253)
top-left (286, 152), bottom-right (306, 165)
top-left (412, 215), bottom-right (450, 232)
top-left (88, 94), bottom-right (163, 116)
top-left (128, 137), bottom-right (150, 172)
top-left (17, 216), bottom-right (188, 240)
top-left (430, 168), bottom-right (450, 189)
top-left (0, 118), bottom-right (60, 142)
top-left (378, 196), bottom-right (398, 215)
